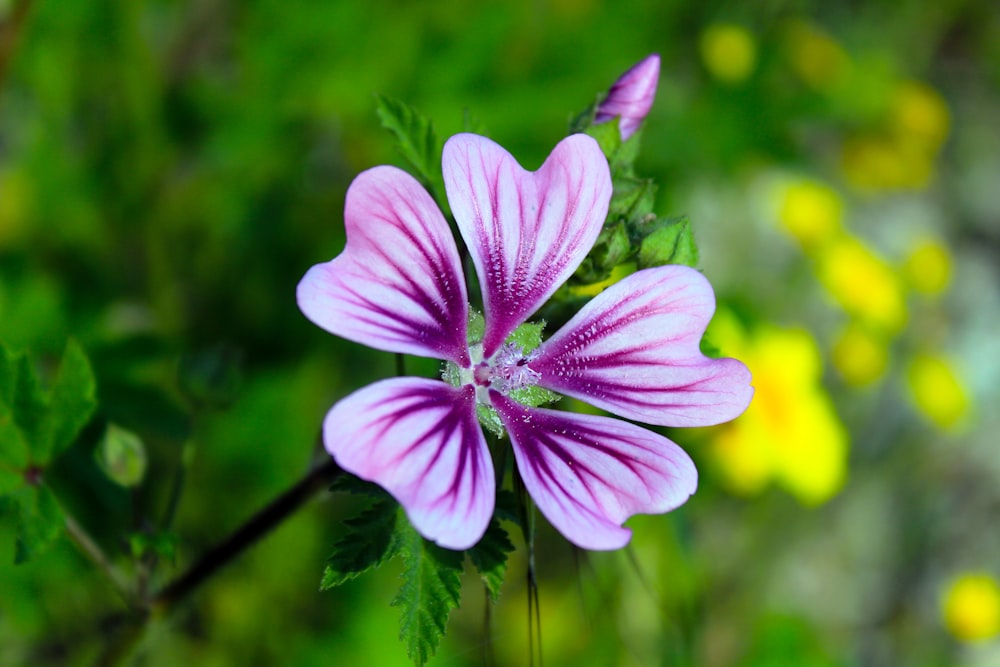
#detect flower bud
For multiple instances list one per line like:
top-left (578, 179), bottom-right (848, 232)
top-left (595, 54), bottom-right (660, 140)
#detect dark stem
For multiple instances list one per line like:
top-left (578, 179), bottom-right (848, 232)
top-left (152, 457), bottom-right (343, 611)
top-left (0, 0), bottom-right (34, 91)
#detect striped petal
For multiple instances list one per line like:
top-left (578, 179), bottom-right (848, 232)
top-left (493, 392), bottom-right (696, 550)
top-left (533, 266), bottom-right (753, 427)
top-left (324, 378), bottom-right (494, 550)
top-left (595, 54), bottom-right (660, 140)
top-left (297, 166), bottom-right (470, 365)
top-left (443, 133), bottom-right (611, 357)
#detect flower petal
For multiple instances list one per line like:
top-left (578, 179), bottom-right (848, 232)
top-left (493, 392), bottom-right (696, 550)
top-left (443, 133), bottom-right (612, 357)
top-left (533, 266), bottom-right (753, 427)
top-left (595, 54), bottom-right (661, 140)
top-left (324, 378), bottom-right (494, 550)
top-left (297, 166), bottom-right (470, 365)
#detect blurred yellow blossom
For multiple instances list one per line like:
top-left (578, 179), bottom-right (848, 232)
top-left (815, 235), bottom-right (907, 334)
top-left (777, 180), bottom-right (844, 250)
top-left (907, 353), bottom-right (970, 431)
top-left (891, 81), bottom-right (950, 153)
top-left (700, 24), bottom-right (757, 84)
top-left (841, 80), bottom-right (948, 191)
top-left (784, 20), bottom-right (850, 91)
top-left (707, 314), bottom-right (848, 505)
top-left (942, 573), bottom-right (1000, 642)
top-left (903, 237), bottom-right (952, 296)
top-left (831, 323), bottom-right (890, 387)
top-left (0, 169), bottom-right (33, 248)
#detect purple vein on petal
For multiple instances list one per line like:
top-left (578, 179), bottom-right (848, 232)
top-left (493, 392), bottom-right (697, 551)
top-left (324, 378), bottom-right (494, 550)
top-left (297, 165), bottom-right (470, 365)
top-left (533, 266), bottom-right (754, 427)
top-left (443, 133), bottom-right (612, 357)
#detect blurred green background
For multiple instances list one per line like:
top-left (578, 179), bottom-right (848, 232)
top-left (2, 0), bottom-right (1000, 665)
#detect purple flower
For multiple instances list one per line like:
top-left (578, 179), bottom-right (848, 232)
top-left (595, 54), bottom-right (661, 140)
top-left (298, 133), bottom-right (752, 550)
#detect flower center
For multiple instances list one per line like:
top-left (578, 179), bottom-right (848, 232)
top-left (481, 343), bottom-right (541, 395)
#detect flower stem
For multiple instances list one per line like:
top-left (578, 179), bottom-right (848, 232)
top-left (152, 456), bottom-right (344, 611)
top-left (64, 513), bottom-right (133, 605)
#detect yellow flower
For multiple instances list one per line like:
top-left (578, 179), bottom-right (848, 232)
top-left (783, 20), bottom-right (850, 91)
top-left (903, 237), bottom-right (952, 296)
top-left (700, 24), bottom-right (757, 85)
top-left (777, 180), bottom-right (844, 251)
top-left (907, 353), bottom-right (970, 431)
top-left (815, 235), bottom-right (907, 334)
top-left (891, 81), bottom-right (950, 154)
top-left (707, 315), bottom-right (848, 505)
top-left (942, 573), bottom-right (1000, 642)
top-left (831, 322), bottom-right (890, 387)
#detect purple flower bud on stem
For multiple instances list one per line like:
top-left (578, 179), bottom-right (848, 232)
top-left (595, 53), bottom-right (661, 140)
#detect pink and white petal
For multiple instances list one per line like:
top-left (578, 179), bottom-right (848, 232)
top-left (324, 378), bottom-right (494, 550)
top-left (493, 393), bottom-right (696, 551)
top-left (443, 133), bottom-right (612, 357)
top-left (533, 265), bottom-right (753, 427)
top-left (297, 166), bottom-right (470, 366)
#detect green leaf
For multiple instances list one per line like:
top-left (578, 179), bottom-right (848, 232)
top-left (12, 354), bottom-right (47, 457)
top-left (391, 520), bottom-right (464, 666)
top-left (475, 404), bottom-right (504, 438)
top-left (13, 483), bottom-right (64, 564)
top-left (508, 384), bottom-right (560, 408)
top-left (374, 95), bottom-right (446, 207)
top-left (0, 401), bottom-right (30, 475)
top-left (321, 498), bottom-right (399, 590)
top-left (95, 423), bottom-right (147, 488)
top-left (35, 340), bottom-right (98, 464)
top-left (0, 343), bottom-right (16, 405)
top-left (637, 216), bottom-right (700, 269)
top-left (468, 517), bottom-right (515, 603)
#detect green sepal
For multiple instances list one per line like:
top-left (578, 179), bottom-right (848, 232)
top-left (637, 216), bottom-right (700, 269)
top-left (476, 404), bottom-right (504, 438)
top-left (95, 423), bottom-right (147, 488)
top-left (467, 310), bottom-right (485, 346)
top-left (467, 515), bottom-right (515, 603)
top-left (506, 321), bottom-right (545, 354)
top-left (374, 94), bottom-right (447, 212)
top-left (321, 498), bottom-right (400, 590)
top-left (573, 221), bottom-right (631, 284)
top-left (391, 519), bottom-right (464, 667)
top-left (11, 483), bottom-right (64, 564)
top-left (507, 385), bottom-right (560, 409)
top-left (129, 530), bottom-right (178, 561)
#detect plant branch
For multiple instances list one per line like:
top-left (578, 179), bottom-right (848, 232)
top-left (64, 513), bottom-right (134, 605)
top-left (152, 456), bottom-right (344, 611)
top-left (0, 0), bottom-right (34, 92)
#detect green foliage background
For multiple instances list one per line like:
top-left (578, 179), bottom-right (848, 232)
top-left (2, 1), bottom-right (999, 666)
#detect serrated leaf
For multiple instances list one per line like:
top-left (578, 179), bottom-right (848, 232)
top-left (1, 401), bottom-right (29, 474)
top-left (321, 498), bottom-right (399, 590)
top-left (638, 217), bottom-right (699, 269)
top-left (468, 517), bottom-right (515, 603)
top-left (375, 95), bottom-right (445, 206)
top-left (13, 483), bottom-right (64, 564)
top-left (328, 472), bottom-right (392, 498)
top-left (391, 520), bottom-right (464, 666)
top-left (36, 341), bottom-right (98, 464)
